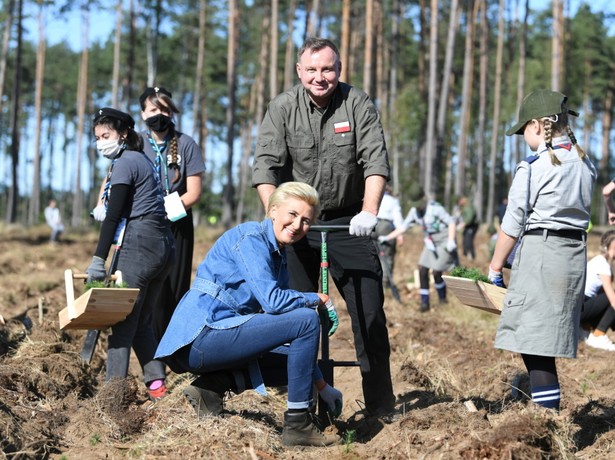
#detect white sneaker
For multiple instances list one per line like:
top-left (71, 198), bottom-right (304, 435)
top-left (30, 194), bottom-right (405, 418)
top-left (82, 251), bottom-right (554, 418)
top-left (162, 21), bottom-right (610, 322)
top-left (585, 333), bottom-right (615, 351)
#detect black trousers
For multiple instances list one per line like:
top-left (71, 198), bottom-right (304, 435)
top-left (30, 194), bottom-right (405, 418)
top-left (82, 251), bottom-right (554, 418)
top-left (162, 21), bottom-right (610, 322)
top-left (286, 214), bottom-right (395, 412)
top-left (462, 225), bottom-right (478, 259)
top-left (582, 292), bottom-right (615, 332)
top-left (152, 208), bottom-right (194, 342)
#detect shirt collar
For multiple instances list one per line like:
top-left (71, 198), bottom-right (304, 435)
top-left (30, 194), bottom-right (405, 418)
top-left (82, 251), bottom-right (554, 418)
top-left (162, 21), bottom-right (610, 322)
top-left (263, 218), bottom-right (283, 255)
top-left (537, 135), bottom-right (572, 155)
top-left (300, 84), bottom-right (339, 114)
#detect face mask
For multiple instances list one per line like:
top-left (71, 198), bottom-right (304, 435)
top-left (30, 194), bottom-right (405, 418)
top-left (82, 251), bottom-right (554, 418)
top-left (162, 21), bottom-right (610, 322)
top-left (96, 138), bottom-right (123, 159)
top-left (145, 114), bottom-right (173, 132)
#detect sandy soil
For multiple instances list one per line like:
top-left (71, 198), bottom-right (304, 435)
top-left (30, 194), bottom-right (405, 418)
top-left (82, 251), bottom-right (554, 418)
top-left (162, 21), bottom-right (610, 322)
top-left (1, 224), bottom-right (615, 459)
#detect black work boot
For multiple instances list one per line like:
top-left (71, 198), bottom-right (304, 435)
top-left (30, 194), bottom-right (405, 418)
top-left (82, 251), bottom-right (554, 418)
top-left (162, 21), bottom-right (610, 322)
top-left (183, 371), bottom-right (237, 418)
top-left (419, 301), bottom-right (430, 312)
top-left (281, 410), bottom-right (341, 447)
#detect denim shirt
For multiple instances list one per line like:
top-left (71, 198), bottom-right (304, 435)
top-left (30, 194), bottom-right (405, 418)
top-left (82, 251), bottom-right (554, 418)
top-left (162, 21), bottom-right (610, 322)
top-left (155, 218), bottom-right (320, 361)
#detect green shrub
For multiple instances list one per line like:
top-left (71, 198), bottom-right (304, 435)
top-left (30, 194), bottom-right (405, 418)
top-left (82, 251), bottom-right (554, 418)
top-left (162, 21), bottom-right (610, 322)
top-left (449, 266), bottom-right (492, 283)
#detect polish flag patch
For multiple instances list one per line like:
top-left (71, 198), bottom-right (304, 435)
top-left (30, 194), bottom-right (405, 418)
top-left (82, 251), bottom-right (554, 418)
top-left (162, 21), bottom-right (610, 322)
top-left (334, 121), bottom-right (351, 133)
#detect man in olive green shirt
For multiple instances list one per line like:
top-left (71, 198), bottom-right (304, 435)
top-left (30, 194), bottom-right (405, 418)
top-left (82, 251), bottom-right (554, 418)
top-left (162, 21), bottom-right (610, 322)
top-left (252, 37), bottom-right (395, 417)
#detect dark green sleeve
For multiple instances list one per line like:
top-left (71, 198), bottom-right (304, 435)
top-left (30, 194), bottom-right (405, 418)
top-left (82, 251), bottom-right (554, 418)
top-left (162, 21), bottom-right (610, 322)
top-left (252, 101), bottom-right (289, 187)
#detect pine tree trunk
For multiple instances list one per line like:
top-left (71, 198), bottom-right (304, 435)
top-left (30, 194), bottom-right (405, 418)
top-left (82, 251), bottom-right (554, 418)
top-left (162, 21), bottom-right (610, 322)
top-left (71, 5), bottom-right (89, 228)
top-left (375, 0), bottom-right (386, 111)
top-left (363, 0), bottom-right (374, 96)
top-left (306, 0), bottom-right (320, 38)
top-left (513, 0), bottom-right (529, 169)
top-left (436, 0), bottom-right (460, 202)
top-left (424, 0), bottom-right (438, 195)
top-left (7, 0), bottom-right (23, 224)
top-left (388, 0), bottom-right (400, 194)
top-left (111, 0), bottom-right (123, 109)
top-left (145, 0), bottom-right (162, 86)
top-left (0, 0), bottom-right (15, 119)
top-left (122, 0), bottom-right (136, 109)
top-left (236, 13), bottom-right (269, 224)
top-left (269, 0), bottom-right (279, 98)
top-left (486, 0), bottom-right (505, 227)
top-left (551, 0), bottom-right (563, 91)
top-left (476, 0), bottom-right (488, 222)
top-left (454, 0), bottom-right (476, 199)
top-left (193, 0), bottom-right (207, 155)
top-left (283, 0), bottom-right (297, 90)
top-left (29, 1), bottom-right (46, 226)
top-left (221, 0), bottom-right (239, 228)
top-left (340, 0), bottom-right (351, 83)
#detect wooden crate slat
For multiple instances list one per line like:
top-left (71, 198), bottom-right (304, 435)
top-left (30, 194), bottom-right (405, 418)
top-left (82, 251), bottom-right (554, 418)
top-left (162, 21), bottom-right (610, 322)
top-left (59, 271), bottom-right (139, 330)
top-left (442, 276), bottom-right (505, 315)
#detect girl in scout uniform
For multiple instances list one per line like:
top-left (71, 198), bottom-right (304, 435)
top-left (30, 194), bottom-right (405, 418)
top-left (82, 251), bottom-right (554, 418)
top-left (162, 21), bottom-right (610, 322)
top-left (488, 89), bottom-right (597, 411)
top-left (139, 86), bottom-right (206, 342)
top-left (379, 183), bottom-right (458, 312)
top-left (86, 108), bottom-right (176, 401)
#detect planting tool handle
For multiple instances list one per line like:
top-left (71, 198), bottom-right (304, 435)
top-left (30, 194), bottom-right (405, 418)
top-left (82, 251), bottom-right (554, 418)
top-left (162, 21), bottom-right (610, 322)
top-left (72, 272), bottom-right (120, 282)
top-left (309, 224), bottom-right (350, 232)
top-left (308, 225), bottom-right (361, 421)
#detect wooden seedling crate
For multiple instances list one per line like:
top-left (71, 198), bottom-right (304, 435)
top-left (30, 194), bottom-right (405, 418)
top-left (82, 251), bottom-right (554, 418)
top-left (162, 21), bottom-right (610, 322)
top-left (59, 269), bottom-right (139, 330)
top-left (442, 275), bottom-right (506, 315)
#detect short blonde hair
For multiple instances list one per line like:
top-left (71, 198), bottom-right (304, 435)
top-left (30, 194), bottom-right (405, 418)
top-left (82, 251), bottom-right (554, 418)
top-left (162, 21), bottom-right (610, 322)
top-left (267, 182), bottom-right (320, 217)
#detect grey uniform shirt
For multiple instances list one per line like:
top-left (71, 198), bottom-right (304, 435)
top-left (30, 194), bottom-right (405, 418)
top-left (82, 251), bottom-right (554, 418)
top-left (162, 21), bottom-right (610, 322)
top-left (141, 131), bottom-right (205, 196)
top-left (252, 82), bottom-right (390, 212)
top-left (110, 150), bottom-right (167, 218)
top-left (501, 136), bottom-right (597, 238)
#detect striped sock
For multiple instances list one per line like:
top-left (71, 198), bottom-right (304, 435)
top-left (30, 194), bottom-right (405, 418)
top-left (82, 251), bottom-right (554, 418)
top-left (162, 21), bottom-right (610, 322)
top-left (531, 384), bottom-right (560, 411)
top-left (435, 281), bottom-right (446, 300)
top-left (420, 288), bottom-right (430, 305)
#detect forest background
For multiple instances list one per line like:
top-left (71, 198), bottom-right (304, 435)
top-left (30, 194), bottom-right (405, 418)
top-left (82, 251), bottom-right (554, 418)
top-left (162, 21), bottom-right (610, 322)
top-left (1, 0), bottom-right (615, 231)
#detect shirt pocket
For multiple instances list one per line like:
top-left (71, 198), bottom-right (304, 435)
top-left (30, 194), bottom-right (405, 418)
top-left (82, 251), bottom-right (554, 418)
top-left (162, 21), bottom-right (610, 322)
top-left (287, 134), bottom-right (317, 180)
top-left (333, 132), bottom-right (357, 168)
top-left (503, 291), bottom-right (526, 309)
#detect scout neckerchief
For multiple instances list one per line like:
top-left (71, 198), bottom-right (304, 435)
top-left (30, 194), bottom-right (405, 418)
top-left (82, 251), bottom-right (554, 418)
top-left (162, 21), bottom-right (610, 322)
top-left (102, 149), bottom-right (125, 208)
top-left (101, 148), bottom-right (127, 243)
top-left (148, 133), bottom-right (171, 196)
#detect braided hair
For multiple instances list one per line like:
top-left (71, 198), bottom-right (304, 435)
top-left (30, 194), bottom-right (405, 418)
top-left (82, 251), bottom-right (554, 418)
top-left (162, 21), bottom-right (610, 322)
top-left (542, 102), bottom-right (586, 166)
top-left (141, 91), bottom-right (182, 184)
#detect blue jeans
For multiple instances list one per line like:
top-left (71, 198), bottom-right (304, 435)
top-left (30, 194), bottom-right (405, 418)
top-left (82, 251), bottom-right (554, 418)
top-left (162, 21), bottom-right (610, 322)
top-left (287, 214), bottom-right (395, 412)
top-left (178, 308), bottom-right (321, 409)
top-left (107, 217), bottom-right (175, 385)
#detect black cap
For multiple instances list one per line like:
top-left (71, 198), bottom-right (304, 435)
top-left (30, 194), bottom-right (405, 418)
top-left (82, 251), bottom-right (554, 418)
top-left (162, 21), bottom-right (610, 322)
top-left (139, 86), bottom-right (173, 107)
top-left (93, 107), bottom-right (135, 129)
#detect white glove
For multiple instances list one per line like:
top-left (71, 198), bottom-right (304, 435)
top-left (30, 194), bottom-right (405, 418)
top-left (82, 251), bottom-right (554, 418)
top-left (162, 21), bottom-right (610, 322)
top-left (92, 205), bottom-right (106, 222)
top-left (488, 266), bottom-right (506, 288)
top-left (349, 211), bottom-right (378, 237)
top-left (319, 383), bottom-right (343, 418)
top-left (377, 235), bottom-right (389, 243)
top-left (446, 239), bottom-right (457, 252)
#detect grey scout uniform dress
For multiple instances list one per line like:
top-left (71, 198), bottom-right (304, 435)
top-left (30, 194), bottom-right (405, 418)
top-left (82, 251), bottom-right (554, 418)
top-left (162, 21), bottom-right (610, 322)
top-left (496, 136), bottom-right (597, 358)
top-left (402, 201), bottom-right (456, 272)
